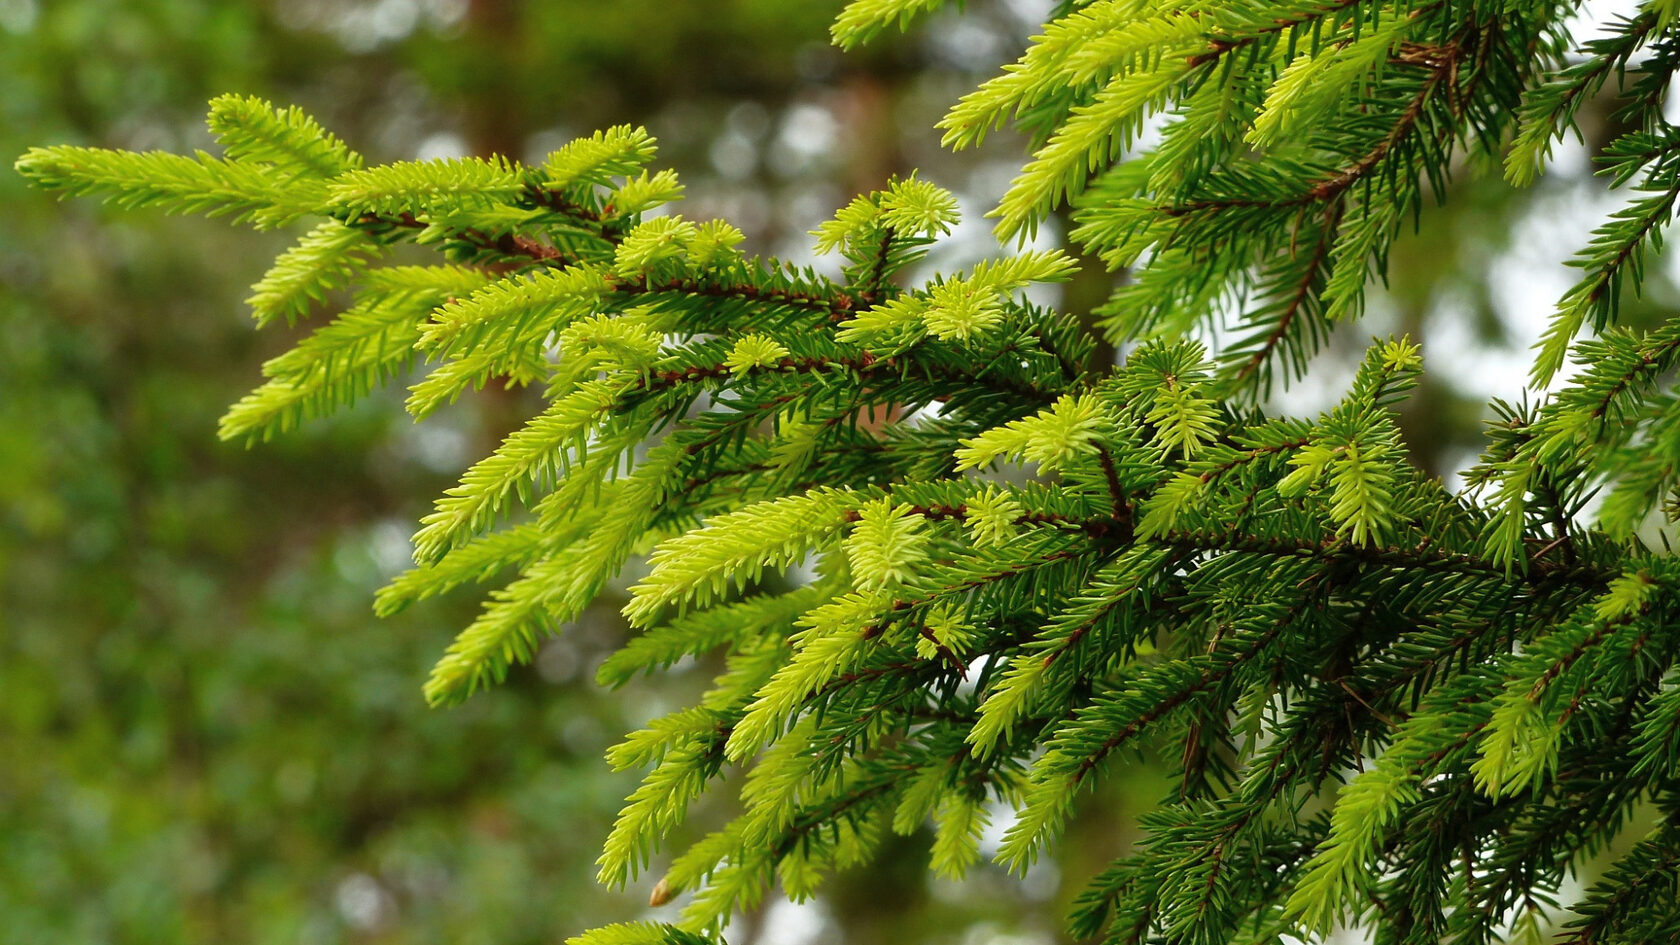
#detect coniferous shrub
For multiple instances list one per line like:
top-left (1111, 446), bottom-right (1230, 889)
top-left (19, 2), bottom-right (1680, 943)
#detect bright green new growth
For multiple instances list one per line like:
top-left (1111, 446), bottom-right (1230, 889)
top-left (19, 2), bottom-right (1680, 944)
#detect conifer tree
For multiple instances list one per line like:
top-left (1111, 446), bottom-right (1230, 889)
top-left (19, 3), bottom-right (1680, 943)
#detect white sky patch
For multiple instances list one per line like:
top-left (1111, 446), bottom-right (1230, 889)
top-left (1426, 290), bottom-right (1535, 404)
top-left (958, 922), bottom-right (1053, 945)
top-left (369, 518), bottom-right (415, 576)
top-left (786, 551), bottom-right (824, 589)
top-left (770, 104), bottom-right (841, 179)
top-left (1486, 182), bottom-right (1623, 394)
top-left (1020, 857), bottom-right (1060, 901)
top-left (405, 421), bottom-right (471, 473)
top-left (745, 899), bottom-right (839, 945)
top-left (926, 16), bottom-right (1011, 70)
top-left (1566, 0), bottom-right (1645, 40)
top-left (1001, 0), bottom-right (1056, 31)
top-left (415, 130), bottom-right (470, 162)
top-left (0, 0), bottom-right (36, 33)
top-left (335, 872), bottom-right (396, 932)
top-left (978, 798), bottom-right (1014, 859)
top-left (710, 131), bottom-right (760, 182)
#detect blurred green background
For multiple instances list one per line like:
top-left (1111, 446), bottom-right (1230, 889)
top-left (0, 2), bottom-right (1651, 943)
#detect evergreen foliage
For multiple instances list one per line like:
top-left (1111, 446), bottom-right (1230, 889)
top-left (19, 2), bottom-right (1680, 943)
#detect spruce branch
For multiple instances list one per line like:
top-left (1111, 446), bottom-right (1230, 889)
top-left (22, 7), bottom-right (1680, 943)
